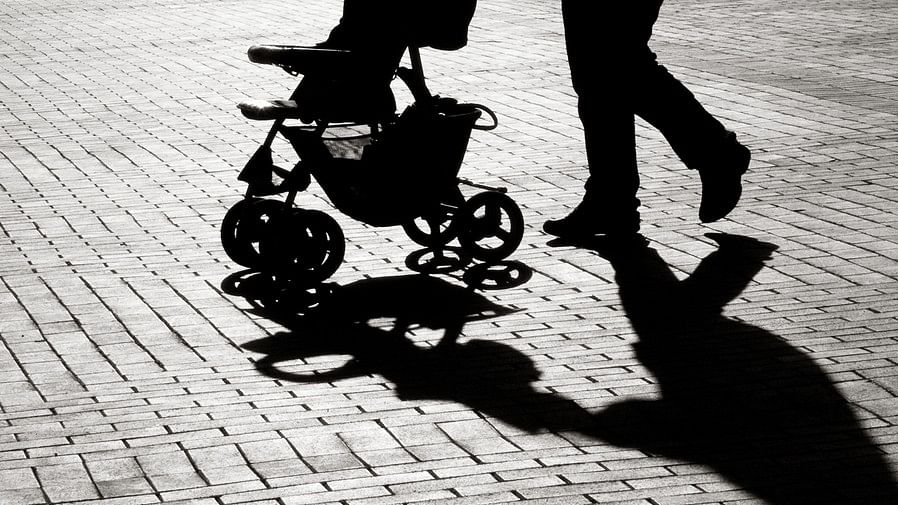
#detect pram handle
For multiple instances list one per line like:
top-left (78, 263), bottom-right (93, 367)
top-left (247, 45), bottom-right (357, 76)
top-left (396, 66), bottom-right (432, 104)
top-left (395, 61), bottom-right (498, 131)
top-left (469, 104), bottom-right (498, 131)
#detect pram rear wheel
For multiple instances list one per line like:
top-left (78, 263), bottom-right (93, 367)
top-left (458, 191), bottom-right (524, 263)
top-left (221, 198), bottom-right (283, 269)
top-left (402, 189), bottom-right (465, 247)
top-left (261, 209), bottom-right (345, 283)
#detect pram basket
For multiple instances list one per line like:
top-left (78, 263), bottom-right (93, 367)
top-left (281, 98), bottom-right (485, 227)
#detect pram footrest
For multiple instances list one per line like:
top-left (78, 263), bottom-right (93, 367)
top-left (247, 45), bottom-right (357, 76)
top-left (238, 99), bottom-right (302, 121)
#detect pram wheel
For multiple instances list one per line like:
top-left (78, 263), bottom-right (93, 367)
top-left (221, 198), bottom-right (283, 269)
top-left (402, 188), bottom-right (465, 247)
top-left (458, 191), bottom-right (524, 263)
top-left (260, 209), bottom-right (345, 283)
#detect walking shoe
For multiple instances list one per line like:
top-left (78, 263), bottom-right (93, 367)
top-left (698, 137), bottom-right (750, 223)
top-left (543, 201), bottom-right (640, 239)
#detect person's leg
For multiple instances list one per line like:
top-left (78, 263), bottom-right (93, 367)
top-left (545, 1), bottom-right (653, 237)
top-left (578, 92), bottom-right (640, 215)
top-left (630, 21), bottom-right (749, 222)
top-left (633, 63), bottom-right (732, 167)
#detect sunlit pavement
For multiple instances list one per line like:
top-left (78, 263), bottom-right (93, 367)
top-left (2, 1), bottom-right (897, 504)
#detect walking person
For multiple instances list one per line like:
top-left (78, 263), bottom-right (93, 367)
top-left (544, 1), bottom-right (750, 238)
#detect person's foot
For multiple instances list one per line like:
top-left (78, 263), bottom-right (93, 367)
top-left (698, 136), bottom-right (750, 223)
top-left (543, 201), bottom-right (640, 239)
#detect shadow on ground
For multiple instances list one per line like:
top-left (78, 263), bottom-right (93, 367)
top-left (568, 233), bottom-right (898, 504)
top-left (238, 235), bottom-right (898, 504)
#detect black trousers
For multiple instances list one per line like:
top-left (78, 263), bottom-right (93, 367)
top-left (562, 0), bottom-right (732, 212)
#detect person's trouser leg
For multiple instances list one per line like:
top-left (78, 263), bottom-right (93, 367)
top-left (561, 1), bottom-right (663, 215)
top-left (632, 62), bottom-right (734, 172)
top-left (577, 94), bottom-right (639, 213)
top-left (561, 0), bottom-right (747, 226)
top-left (630, 57), bottom-right (750, 222)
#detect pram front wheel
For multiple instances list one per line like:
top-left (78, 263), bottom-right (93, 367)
top-left (458, 191), bottom-right (524, 263)
top-left (260, 209), bottom-right (345, 283)
top-left (221, 198), bottom-right (283, 269)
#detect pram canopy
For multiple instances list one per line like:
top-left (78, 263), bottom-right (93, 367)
top-left (323, 0), bottom-right (478, 51)
top-left (248, 0), bottom-right (477, 124)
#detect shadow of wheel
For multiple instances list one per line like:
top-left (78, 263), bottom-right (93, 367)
top-left (462, 260), bottom-right (532, 290)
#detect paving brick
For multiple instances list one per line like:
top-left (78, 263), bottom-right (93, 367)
top-left (35, 462), bottom-right (100, 502)
top-left (0, 488), bottom-right (47, 505)
top-left (0, 467), bottom-right (40, 490)
top-left (95, 477), bottom-right (156, 498)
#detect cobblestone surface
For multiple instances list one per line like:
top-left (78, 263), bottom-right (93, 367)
top-left (2, 0), bottom-right (898, 504)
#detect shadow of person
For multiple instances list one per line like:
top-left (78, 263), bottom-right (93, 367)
top-left (242, 273), bottom-right (597, 433)
top-left (570, 233), bottom-right (898, 504)
top-left (240, 248), bottom-right (898, 503)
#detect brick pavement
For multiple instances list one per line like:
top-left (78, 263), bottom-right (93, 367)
top-left (2, 0), bottom-right (898, 503)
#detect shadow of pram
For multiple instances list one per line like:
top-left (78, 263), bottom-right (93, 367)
top-left (240, 273), bottom-right (596, 434)
top-left (221, 252), bottom-right (531, 316)
top-left (239, 273), bottom-right (521, 362)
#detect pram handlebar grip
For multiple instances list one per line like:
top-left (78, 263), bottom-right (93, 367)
top-left (247, 45), bottom-right (358, 76)
top-left (237, 99), bottom-right (302, 121)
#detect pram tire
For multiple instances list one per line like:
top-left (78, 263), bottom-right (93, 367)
top-left (260, 209), bottom-right (345, 283)
top-left (458, 191), bottom-right (524, 263)
top-left (221, 198), bottom-right (283, 269)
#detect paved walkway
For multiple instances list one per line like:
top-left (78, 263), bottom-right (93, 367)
top-left (2, 1), bottom-right (898, 504)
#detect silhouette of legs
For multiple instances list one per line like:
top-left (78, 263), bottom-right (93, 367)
top-left (546, 1), bottom-right (749, 237)
top-left (582, 234), bottom-right (898, 504)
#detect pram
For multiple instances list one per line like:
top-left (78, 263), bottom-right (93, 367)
top-left (220, 0), bottom-right (524, 294)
